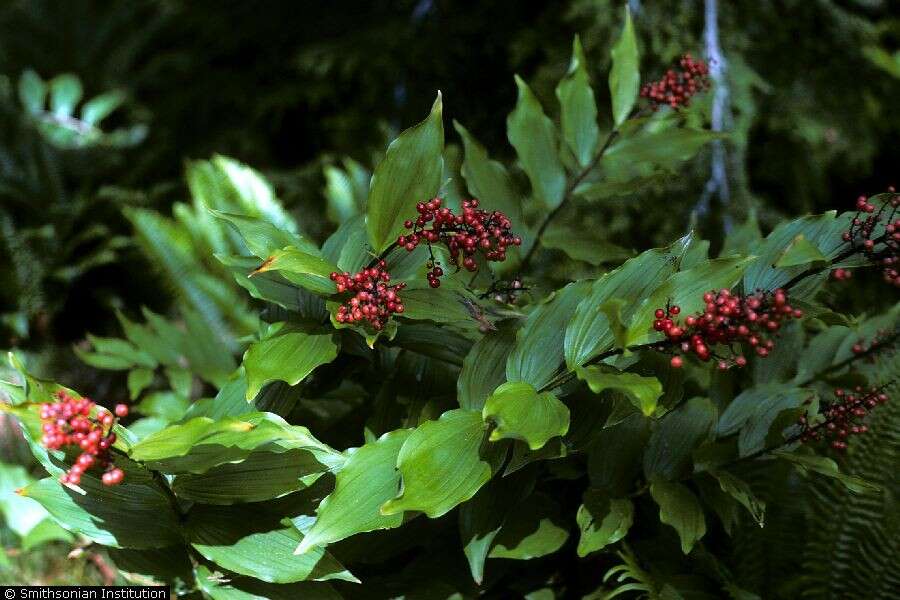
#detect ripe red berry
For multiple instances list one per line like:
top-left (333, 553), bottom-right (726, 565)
top-left (640, 54), bottom-right (710, 110)
top-left (670, 356), bottom-right (683, 368)
top-left (114, 404), bottom-right (129, 417)
top-left (40, 391), bottom-right (124, 487)
top-left (331, 262), bottom-right (406, 331)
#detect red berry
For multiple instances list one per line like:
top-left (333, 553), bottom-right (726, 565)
top-left (114, 404), bottom-right (129, 418)
top-left (670, 356), bottom-right (683, 368)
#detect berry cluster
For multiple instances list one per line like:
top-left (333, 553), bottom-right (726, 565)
top-left (798, 386), bottom-right (890, 451)
top-left (640, 54), bottom-right (710, 110)
top-left (654, 288), bottom-right (802, 369)
top-left (330, 261), bottom-right (406, 330)
top-left (397, 198), bottom-right (521, 288)
top-left (39, 391), bottom-right (127, 486)
top-left (841, 190), bottom-right (900, 287)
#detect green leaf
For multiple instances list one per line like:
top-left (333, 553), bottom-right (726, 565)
top-left (458, 322), bottom-right (518, 411)
top-left (127, 368), bottom-right (154, 400)
top-left (609, 7), bottom-right (640, 126)
top-left (576, 490), bottom-right (633, 557)
top-left (507, 75), bottom-right (566, 209)
top-left (721, 209), bottom-right (763, 257)
top-left (193, 565), bottom-right (341, 600)
top-left (557, 35), bottom-right (599, 166)
top-left (295, 429), bottom-right (412, 553)
top-left (136, 391), bottom-right (190, 422)
top-left (213, 210), bottom-right (315, 259)
top-left (130, 412), bottom-right (341, 474)
top-left (243, 323), bottom-right (338, 400)
top-left (188, 155), bottom-right (299, 235)
top-left (367, 93), bottom-right (444, 252)
top-left (251, 247), bottom-right (338, 296)
top-left (708, 470), bottom-right (765, 527)
top-left (483, 381), bottom-right (569, 450)
top-left (542, 222), bottom-right (634, 266)
top-left (774, 450), bottom-right (880, 494)
top-left (488, 492), bottom-right (569, 560)
top-left (20, 473), bottom-right (182, 548)
top-left (381, 409), bottom-right (493, 518)
top-left (577, 367), bottom-right (662, 417)
top-left (775, 234), bottom-right (829, 268)
top-left (49, 74), bottom-right (83, 117)
top-left (627, 256), bottom-right (754, 346)
top-left (80, 90), bottom-right (126, 125)
top-left (453, 121), bottom-right (522, 224)
top-left (459, 469), bottom-right (536, 584)
top-left (508, 281), bottom-right (592, 389)
top-left (650, 481), bottom-right (706, 554)
top-left (587, 413), bottom-right (650, 496)
top-left (717, 384), bottom-right (807, 457)
top-left (743, 212), bottom-right (847, 298)
top-left (643, 397), bottom-right (716, 481)
top-left (106, 546), bottom-right (192, 585)
top-left (0, 462), bottom-right (50, 538)
top-left (565, 236), bottom-right (690, 368)
top-left (172, 449), bottom-right (326, 504)
top-left (18, 70), bottom-right (46, 114)
top-left (187, 502), bottom-right (357, 584)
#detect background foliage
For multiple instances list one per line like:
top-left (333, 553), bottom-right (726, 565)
top-left (0, 0), bottom-right (898, 597)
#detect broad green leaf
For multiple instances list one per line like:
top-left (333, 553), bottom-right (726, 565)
top-left (459, 469), bottom-right (536, 584)
top-left (609, 7), bottom-right (639, 126)
top-left (295, 429), bottom-right (412, 553)
top-left (136, 391), bottom-right (190, 422)
top-left (508, 281), bottom-right (592, 389)
top-left (557, 35), bottom-right (599, 166)
top-left (188, 155), bottom-right (299, 235)
top-left (49, 74), bottom-right (82, 117)
top-left (643, 397), bottom-right (716, 480)
top-left (0, 462), bottom-right (51, 537)
top-left (18, 70), bottom-right (46, 114)
top-left (708, 470), bottom-right (765, 527)
top-left (587, 413), bottom-right (650, 496)
top-left (398, 282), bottom-right (481, 329)
top-left (488, 493), bottom-right (569, 560)
top-left (251, 247), bottom-right (338, 296)
top-left (19, 517), bottom-right (74, 551)
top-left (130, 411), bottom-right (341, 474)
top-left (572, 173), bottom-right (671, 202)
top-left (507, 75), bottom-right (566, 209)
top-left (731, 386), bottom-right (806, 457)
top-left (774, 234), bottom-right (828, 268)
top-left (542, 222), bottom-right (634, 266)
top-left (243, 323), bottom-right (338, 400)
top-left (627, 256), bottom-right (753, 346)
top-left (603, 128), bottom-right (723, 176)
top-left (721, 209), bottom-right (763, 257)
top-left (382, 409), bottom-right (493, 518)
top-left (213, 210), bottom-right (315, 259)
top-left (792, 325), bottom-right (851, 385)
top-left (127, 368), bottom-right (154, 400)
top-left (194, 565), bottom-right (341, 600)
top-left (454, 121), bottom-right (522, 224)
top-left (650, 481), bottom-right (706, 554)
top-left (20, 474), bottom-right (181, 548)
top-left (576, 490), bottom-right (633, 557)
top-left (322, 215), bottom-right (371, 273)
top-left (80, 90), bottom-right (125, 125)
top-left (577, 367), bottom-right (662, 417)
top-left (458, 323), bottom-right (518, 411)
top-left (106, 546), bottom-right (192, 585)
top-left (187, 502), bottom-right (356, 584)
top-left (483, 382), bottom-right (569, 450)
top-left (367, 93), bottom-right (444, 252)
top-left (565, 235), bottom-right (690, 368)
top-left (218, 254), bottom-right (324, 316)
top-left (774, 450), bottom-right (879, 494)
top-left (173, 449), bottom-right (327, 504)
top-left (743, 212), bottom-right (848, 298)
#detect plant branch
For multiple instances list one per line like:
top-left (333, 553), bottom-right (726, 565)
top-left (519, 127), bottom-right (622, 271)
